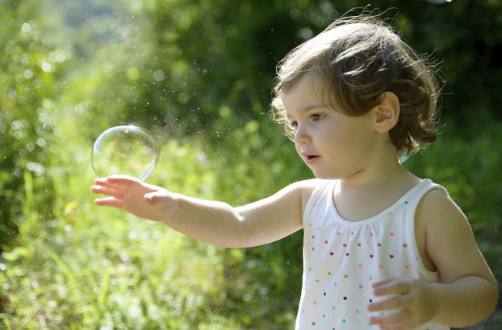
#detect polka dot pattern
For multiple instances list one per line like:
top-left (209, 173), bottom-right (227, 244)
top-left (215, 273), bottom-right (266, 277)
top-left (295, 179), bottom-right (448, 330)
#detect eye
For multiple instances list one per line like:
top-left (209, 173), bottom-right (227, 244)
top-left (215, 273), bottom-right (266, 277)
top-left (311, 113), bottom-right (324, 121)
top-left (288, 120), bottom-right (298, 129)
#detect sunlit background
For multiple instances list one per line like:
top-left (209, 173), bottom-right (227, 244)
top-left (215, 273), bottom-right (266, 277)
top-left (1, 0), bottom-right (501, 329)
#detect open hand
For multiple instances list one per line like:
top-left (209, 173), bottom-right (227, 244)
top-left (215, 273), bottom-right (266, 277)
top-left (368, 278), bottom-right (439, 329)
top-left (91, 175), bottom-right (177, 222)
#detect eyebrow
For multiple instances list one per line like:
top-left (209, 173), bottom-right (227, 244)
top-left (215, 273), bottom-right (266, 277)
top-left (286, 104), bottom-right (328, 119)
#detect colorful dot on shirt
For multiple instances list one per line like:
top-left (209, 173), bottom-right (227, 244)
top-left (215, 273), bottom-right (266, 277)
top-left (328, 272), bottom-right (332, 276)
top-left (370, 254), bottom-right (374, 258)
top-left (358, 284), bottom-right (363, 289)
top-left (357, 242), bottom-right (362, 247)
top-left (324, 292), bottom-right (327, 296)
top-left (312, 321), bottom-right (316, 326)
top-left (404, 200), bottom-right (409, 204)
top-left (345, 252), bottom-right (350, 256)
top-left (403, 243), bottom-right (408, 248)
top-left (343, 296), bottom-right (348, 301)
top-left (330, 251), bottom-right (334, 255)
top-left (390, 232), bottom-right (395, 237)
top-left (324, 240), bottom-right (328, 244)
top-left (358, 263), bottom-right (363, 268)
top-left (344, 274), bottom-right (349, 279)
top-left (342, 243), bottom-right (347, 247)
top-left (369, 232), bottom-right (374, 237)
top-left (377, 243), bottom-right (382, 247)
top-left (356, 309), bottom-right (360, 314)
top-left (390, 254), bottom-right (395, 258)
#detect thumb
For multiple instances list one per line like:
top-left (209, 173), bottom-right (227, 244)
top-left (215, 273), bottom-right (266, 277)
top-left (144, 191), bottom-right (162, 203)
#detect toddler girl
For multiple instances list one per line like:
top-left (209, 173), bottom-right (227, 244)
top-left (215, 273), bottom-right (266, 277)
top-left (92, 13), bottom-right (498, 330)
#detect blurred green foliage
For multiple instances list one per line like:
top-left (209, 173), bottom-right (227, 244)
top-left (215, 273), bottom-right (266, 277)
top-left (1, 0), bottom-right (501, 328)
top-left (0, 1), bottom-right (58, 252)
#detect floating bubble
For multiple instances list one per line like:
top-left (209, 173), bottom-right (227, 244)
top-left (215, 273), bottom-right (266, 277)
top-left (91, 125), bottom-right (159, 181)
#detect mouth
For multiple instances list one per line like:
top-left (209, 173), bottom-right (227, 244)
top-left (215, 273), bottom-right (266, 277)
top-left (304, 155), bottom-right (320, 164)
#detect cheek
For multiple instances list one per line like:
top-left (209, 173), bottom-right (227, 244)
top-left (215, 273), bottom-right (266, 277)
top-left (327, 126), bottom-right (357, 147)
top-left (331, 126), bottom-right (376, 157)
top-left (294, 141), bottom-right (301, 154)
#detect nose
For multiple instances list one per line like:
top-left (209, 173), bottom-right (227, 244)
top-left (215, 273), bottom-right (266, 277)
top-left (294, 124), bottom-right (311, 145)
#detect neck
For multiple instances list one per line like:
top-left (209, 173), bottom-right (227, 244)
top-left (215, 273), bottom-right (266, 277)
top-left (339, 145), bottom-right (416, 189)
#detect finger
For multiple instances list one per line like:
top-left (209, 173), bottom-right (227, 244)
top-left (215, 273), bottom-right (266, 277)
top-left (144, 191), bottom-right (169, 204)
top-left (106, 175), bottom-right (140, 185)
top-left (91, 185), bottom-right (123, 197)
top-left (380, 325), bottom-right (411, 330)
top-left (368, 295), bottom-right (410, 312)
top-left (144, 192), bottom-right (158, 203)
top-left (374, 280), bottom-right (411, 296)
top-left (95, 197), bottom-right (124, 208)
top-left (93, 178), bottom-right (126, 191)
top-left (94, 177), bottom-right (108, 184)
top-left (380, 326), bottom-right (402, 330)
top-left (373, 278), bottom-right (396, 288)
top-left (370, 308), bottom-right (411, 326)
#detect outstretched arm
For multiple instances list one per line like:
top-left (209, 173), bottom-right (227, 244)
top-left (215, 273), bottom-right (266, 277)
top-left (92, 176), bottom-right (314, 248)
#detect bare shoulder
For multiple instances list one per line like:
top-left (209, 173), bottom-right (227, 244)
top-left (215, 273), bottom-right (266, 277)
top-left (416, 186), bottom-right (496, 284)
top-left (416, 187), bottom-right (469, 245)
top-left (290, 178), bottom-right (324, 215)
top-left (416, 187), bottom-right (465, 228)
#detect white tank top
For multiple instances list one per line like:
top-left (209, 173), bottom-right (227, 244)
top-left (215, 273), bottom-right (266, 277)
top-left (295, 179), bottom-right (450, 330)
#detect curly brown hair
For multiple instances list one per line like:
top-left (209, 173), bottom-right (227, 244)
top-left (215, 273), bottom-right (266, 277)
top-left (272, 13), bottom-right (442, 155)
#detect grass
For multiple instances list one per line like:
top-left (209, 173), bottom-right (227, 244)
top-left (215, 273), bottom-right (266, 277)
top-left (0, 105), bottom-right (244, 329)
top-left (2, 101), bottom-right (502, 328)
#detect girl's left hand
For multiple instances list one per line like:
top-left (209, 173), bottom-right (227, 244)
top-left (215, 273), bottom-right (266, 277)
top-left (368, 278), bottom-right (439, 329)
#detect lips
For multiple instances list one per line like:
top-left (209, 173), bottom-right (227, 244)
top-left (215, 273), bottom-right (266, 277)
top-left (302, 153), bottom-right (320, 164)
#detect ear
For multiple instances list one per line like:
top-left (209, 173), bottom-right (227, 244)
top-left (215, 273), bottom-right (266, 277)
top-left (373, 92), bottom-right (400, 133)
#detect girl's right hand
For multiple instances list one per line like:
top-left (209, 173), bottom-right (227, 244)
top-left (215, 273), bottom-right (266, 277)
top-left (91, 175), bottom-right (177, 223)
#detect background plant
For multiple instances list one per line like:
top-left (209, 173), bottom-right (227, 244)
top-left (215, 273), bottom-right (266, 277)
top-left (1, 0), bottom-right (501, 328)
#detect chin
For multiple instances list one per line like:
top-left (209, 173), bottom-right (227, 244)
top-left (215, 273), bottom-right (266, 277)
top-left (311, 169), bottom-right (340, 180)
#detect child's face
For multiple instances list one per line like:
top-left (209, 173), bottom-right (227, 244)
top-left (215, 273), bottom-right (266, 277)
top-left (280, 72), bottom-right (379, 179)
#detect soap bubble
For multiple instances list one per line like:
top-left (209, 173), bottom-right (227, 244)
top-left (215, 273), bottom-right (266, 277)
top-left (91, 125), bottom-right (159, 181)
